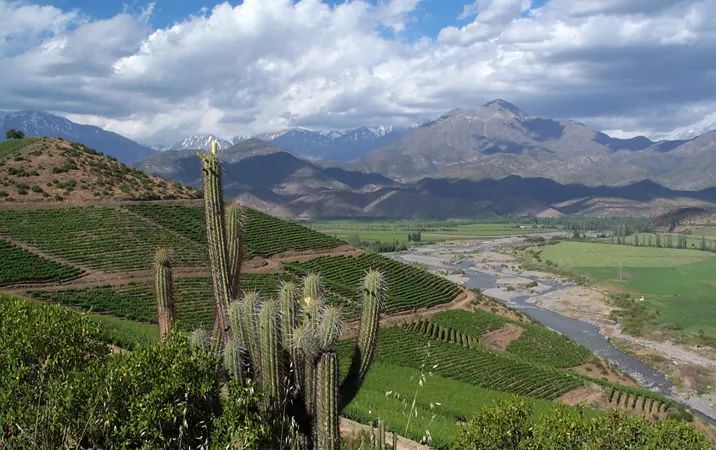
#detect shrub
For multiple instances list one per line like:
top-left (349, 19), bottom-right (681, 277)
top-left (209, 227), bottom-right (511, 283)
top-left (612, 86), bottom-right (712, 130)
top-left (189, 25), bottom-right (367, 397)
top-left (453, 397), bottom-right (711, 449)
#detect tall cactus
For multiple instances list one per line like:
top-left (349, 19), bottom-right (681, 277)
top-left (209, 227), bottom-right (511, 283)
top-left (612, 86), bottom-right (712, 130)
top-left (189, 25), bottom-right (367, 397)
top-left (259, 300), bottom-right (281, 399)
top-left (226, 203), bottom-right (245, 299)
top-left (357, 270), bottom-right (385, 378)
top-left (316, 351), bottom-right (339, 450)
top-left (151, 139), bottom-right (389, 449)
top-left (154, 248), bottom-right (175, 340)
top-left (199, 140), bottom-right (232, 348)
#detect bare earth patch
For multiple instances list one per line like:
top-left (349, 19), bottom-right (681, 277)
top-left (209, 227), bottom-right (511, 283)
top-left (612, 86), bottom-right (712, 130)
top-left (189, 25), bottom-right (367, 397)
top-left (530, 286), bottom-right (613, 323)
top-left (479, 323), bottom-right (525, 351)
top-left (556, 382), bottom-right (606, 408)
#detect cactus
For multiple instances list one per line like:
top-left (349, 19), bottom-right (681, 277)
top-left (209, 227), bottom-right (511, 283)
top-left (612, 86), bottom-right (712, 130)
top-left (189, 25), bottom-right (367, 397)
top-left (259, 300), bottom-right (281, 399)
top-left (154, 248), bottom-right (175, 339)
top-left (151, 139), bottom-right (388, 449)
top-left (226, 203), bottom-right (245, 299)
top-left (316, 351), bottom-right (339, 450)
top-left (199, 140), bottom-right (232, 348)
top-left (357, 270), bottom-right (385, 379)
top-left (377, 419), bottom-right (386, 450)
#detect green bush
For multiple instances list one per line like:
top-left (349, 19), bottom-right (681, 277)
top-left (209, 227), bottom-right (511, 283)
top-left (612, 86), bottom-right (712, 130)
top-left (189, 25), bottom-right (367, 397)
top-left (453, 397), bottom-right (711, 449)
top-left (0, 296), bottom-right (273, 449)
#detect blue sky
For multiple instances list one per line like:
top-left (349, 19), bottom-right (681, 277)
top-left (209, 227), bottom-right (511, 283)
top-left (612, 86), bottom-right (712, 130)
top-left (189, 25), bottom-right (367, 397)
top-left (27, 0), bottom-right (548, 39)
top-left (1, 0), bottom-right (715, 142)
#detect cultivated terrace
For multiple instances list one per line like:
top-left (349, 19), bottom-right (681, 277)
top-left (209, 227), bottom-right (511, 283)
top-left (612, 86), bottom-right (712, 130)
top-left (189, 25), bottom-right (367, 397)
top-left (0, 138), bottom-right (712, 449)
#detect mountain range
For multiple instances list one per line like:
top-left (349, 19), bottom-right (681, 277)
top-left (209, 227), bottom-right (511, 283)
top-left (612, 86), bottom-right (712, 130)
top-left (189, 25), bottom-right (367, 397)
top-left (136, 138), bottom-right (716, 219)
top-left (0, 110), bottom-right (155, 164)
top-left (151, 125), bottom-right (413, 162)
top-left (347, 100), bottom-right (716, 191)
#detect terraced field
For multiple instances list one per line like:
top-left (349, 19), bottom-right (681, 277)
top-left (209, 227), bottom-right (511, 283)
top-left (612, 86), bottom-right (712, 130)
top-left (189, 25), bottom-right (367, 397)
top-left (377, 326), bottom-right (584, 400)
top-left (430, 309), bottom-right (592, 368)
top-left (282, 253), bottom-right (462, 313)
top-left (0, 238), bottom-right (84, 284)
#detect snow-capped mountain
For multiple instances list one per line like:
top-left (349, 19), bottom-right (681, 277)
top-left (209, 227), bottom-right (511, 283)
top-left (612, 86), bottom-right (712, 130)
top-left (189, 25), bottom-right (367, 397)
top-left (255, 126), bottom-right (410, 161)
top-left (671, 123), bottom-right (716, 141)
top-left (153, 123), bottom-right (423, 162)
top-left (155, 135), bottom-right (233, 152)
top-left (0, 110), bottom-right (154, 163)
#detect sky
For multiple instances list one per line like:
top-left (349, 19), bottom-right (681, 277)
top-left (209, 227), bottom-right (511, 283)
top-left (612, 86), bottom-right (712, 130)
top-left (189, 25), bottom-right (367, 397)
top-left (1, 0), bottom-right (715, 145)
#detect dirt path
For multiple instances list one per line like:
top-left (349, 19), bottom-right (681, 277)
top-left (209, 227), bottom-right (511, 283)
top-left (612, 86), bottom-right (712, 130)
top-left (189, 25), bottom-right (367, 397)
top-left (340, 288), bottom-right (477, 339)
top-left (339, 418), bottom-right (430, 450)
top-left (479, 323), bottom-right (525, 351)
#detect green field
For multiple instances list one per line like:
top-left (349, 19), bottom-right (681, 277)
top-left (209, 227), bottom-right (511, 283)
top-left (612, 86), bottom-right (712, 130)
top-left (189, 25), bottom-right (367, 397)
top-left (535, 241), bottom-right (716, 338)
top-left (306, 219), bottom-right (555, 245)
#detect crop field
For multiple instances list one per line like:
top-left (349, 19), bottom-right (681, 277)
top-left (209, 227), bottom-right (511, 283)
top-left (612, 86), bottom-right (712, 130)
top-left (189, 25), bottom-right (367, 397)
top-left (282, 253), bottom-right (462, 313)
top-left (0, 137), bottom-right (41, 159)
top-left (0, 204), bottom-right (344, 272)
top-left (27, 273), bottom-right (301, 331)
top-left (376, 326), bottom-right (584, 400)
top-left (0, 207), bottom-right (207, 271)
top-left (126, 204), bottom-right (343, 255)
top-left (337, 361), bottom-right (562, 447)
top-left (535, 241), bottom-right (716, 338)
top-left (429, 310), bottom-right (592, 368)
top-left (0, 238), bottom-right (84, 284)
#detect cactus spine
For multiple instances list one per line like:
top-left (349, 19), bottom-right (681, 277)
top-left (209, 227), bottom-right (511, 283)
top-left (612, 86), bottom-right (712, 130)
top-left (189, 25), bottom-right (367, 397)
top-left (316, 351), bottom-right (339, 450)
top-left (154, 248), bottom-right (175, 340)
top-left (199, 140), bottom-right (232, 348)
top-left (357, 270), bottom-right (385, 378)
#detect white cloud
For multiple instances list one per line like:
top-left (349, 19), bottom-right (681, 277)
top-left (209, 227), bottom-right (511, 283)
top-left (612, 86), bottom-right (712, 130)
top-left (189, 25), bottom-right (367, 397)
top-left (0, 0), bottom-right (715, 144)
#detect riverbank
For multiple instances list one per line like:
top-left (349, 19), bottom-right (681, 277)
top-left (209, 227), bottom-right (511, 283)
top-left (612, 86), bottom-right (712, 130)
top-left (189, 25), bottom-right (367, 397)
top-left (391, 235), bottom-right (716, 424)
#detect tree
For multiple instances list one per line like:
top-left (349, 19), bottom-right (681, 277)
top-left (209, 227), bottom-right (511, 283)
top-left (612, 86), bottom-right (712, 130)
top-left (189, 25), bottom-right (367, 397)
top-left (4, 129), bottom-right (24, 140)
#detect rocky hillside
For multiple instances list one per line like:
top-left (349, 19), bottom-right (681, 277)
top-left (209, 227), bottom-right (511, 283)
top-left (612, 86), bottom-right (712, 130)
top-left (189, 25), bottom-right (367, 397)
top-left (0, 138), bottom-right (200, 203)
top-left (351, 100), bottom-right (716, 190)
top-left (649, 207), bottom-right (716, 231)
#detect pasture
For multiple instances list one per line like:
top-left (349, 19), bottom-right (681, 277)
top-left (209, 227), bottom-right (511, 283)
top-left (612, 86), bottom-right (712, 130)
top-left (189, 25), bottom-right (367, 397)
top-left (535, 241), bottom-right (716, 338)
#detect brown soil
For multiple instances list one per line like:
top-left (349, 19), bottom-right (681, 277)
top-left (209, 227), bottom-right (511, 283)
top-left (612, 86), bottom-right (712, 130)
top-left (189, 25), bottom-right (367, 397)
top-left (479, 323), bottom-right (525, 351)
top-left (339, 418), bottom-right (430, 450)
top-left (555, 382), bottom-right (606, 407)
top-left (569, 362), bottom-right (639, 387)
top-left (0, 138), bottom-right (199, 204)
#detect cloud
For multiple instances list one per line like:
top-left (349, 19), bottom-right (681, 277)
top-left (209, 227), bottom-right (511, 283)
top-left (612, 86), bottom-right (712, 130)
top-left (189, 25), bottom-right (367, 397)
top-left (0, 0), bottom-right (715, 144)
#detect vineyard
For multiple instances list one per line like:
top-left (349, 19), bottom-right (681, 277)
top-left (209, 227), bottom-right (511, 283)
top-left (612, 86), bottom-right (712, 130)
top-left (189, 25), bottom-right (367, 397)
top-left (0, 238), bottom-right (83, 284)
top-left (26, 273), bottom-right (360, 331)
top-left (125, 203), bottom-right (344, 256)
top-left (378, 326), bottom-right (584, 400)
top-left (282, 254), bottom-right (462, 313)
top-left (0, 204), bottom-right (345, 272)
top-left (0, 207), bottom-right (207, 271)
top-left (430, 309), bottom-right (592, 368)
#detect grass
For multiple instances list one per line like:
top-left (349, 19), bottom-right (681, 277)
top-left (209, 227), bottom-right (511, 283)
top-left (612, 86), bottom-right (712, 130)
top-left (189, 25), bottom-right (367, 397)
top-left (535, 241), bottom-right (716, 340)
top-left (0, 137), bottom-right (41, 159)
top-left (338, 361), bottom-right (565, 448)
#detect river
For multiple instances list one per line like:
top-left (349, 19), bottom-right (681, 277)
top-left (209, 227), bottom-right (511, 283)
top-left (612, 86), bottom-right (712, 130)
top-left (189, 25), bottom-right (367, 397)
top-left (392, 238), bottom-right (716, 425)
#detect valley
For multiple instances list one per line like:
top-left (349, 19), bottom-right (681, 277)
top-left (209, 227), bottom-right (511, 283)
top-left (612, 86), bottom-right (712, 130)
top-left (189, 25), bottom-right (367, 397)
top-left (3, 138), bottom-right (716, 447)
top-left (391, 235), bottom-right (716, 427)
